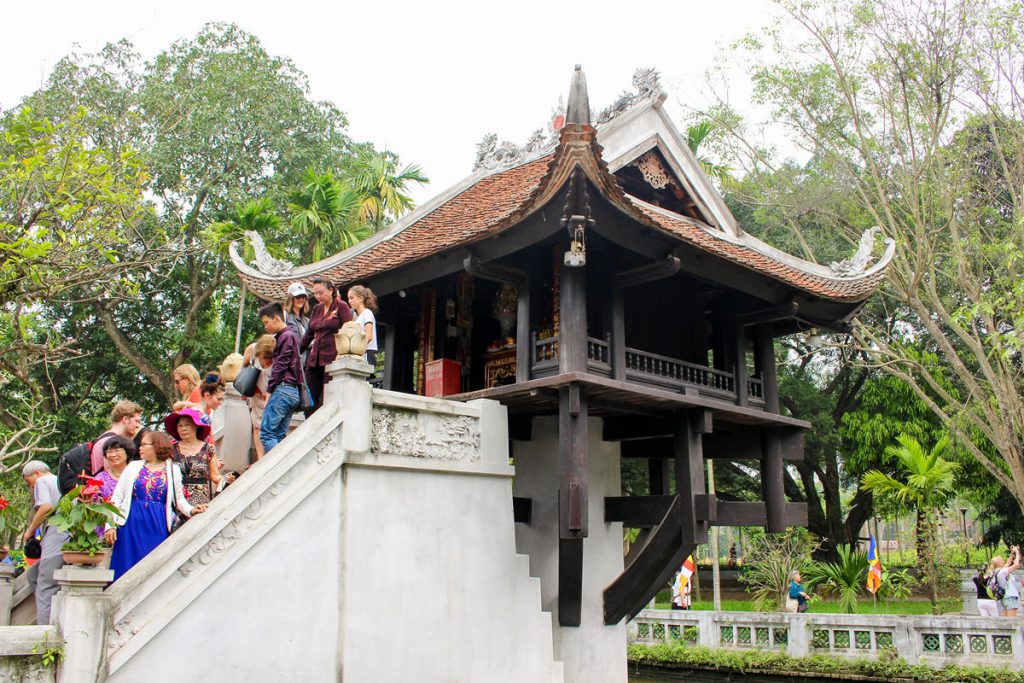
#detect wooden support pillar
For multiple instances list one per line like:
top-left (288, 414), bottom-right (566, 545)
top-left (754, 323), bottom-right (779, 413)
top-left (558, 382), bottom-right (588, 626)
top-left (762, 428), bottom-right (786, 532)
top-left (559, 260), bottom-right (587, 374)
top-left (674, 409), bottom-right (711, 547)
top-left (611, 288), bottom-right (626, 380)
top-left (732, 319), bottom-right (749, 407)
top-left (516, 284), bottom-right (531, 383)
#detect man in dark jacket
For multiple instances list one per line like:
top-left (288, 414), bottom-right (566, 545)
top-left (259, 302), bottom-right (302, 453)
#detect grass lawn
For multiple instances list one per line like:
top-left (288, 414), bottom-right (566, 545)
top-left (652, 597), bottom-right (960, 614)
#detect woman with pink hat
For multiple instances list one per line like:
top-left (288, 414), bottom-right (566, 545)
top-left (164, 408), bottom-right (221, 506)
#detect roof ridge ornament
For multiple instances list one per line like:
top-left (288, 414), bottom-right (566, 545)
top-left (566, 65), bottom-right (591, 125)
top-left (232, 230), bottom-right (295, 277)
top-left (829, 227), bottom-right (892, 277)
top-left (595, 67), bottom-right (663, 126)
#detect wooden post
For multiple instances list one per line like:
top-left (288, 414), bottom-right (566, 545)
top-left (754, 323), bottom-right (779, 413)
top-left (558, 381), bottom-right (588, 626)
top-left (675, 409), bottom-right (710, 548)
top-left (516, 282), bottom-right (531, 383)
top-left (762, 428), bottom-right (786, 532)
top-left (733, 319), bottom-right (749, 407)
top-left (611, 287), bottom-right (626, 380)
top-left (559, 260), bottom-right (587, 374)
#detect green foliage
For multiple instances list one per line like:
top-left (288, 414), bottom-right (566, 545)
top-left (862, 435), bottom-right (958, 511)
top-left (878, 568), bottom-right (914, 601)
top-left (628, 643), bottom-right (1024, 682)
top-left (46, 484), bottom-right (121, 555)
top-left (803, 545), bottom-right (868, 613)
top-left (288, 168), bottom-right (369, 261)
top-left (739, 528), bottom-right (818, 611)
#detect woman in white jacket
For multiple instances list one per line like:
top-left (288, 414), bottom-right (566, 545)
top-left (105, 432), bottom-right (206, 579)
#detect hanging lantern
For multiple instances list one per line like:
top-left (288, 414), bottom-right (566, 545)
top-left (563, 215), bottom-right (587, 267)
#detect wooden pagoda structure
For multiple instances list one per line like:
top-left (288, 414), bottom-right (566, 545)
top-left (233, 67), bottom-right (892, 628)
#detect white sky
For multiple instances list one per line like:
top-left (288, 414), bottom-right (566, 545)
top-left (1, 0), bottom-right (777, 207)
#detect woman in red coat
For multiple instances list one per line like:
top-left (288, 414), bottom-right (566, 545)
top-left (300, 277), bottom-right (353, 415)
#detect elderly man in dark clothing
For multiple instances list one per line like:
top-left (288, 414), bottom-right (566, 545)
top-left (259, 302), bottom-right (302, 453)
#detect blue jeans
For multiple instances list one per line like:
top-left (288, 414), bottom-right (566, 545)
top-left (260, 384), bottom-right (299, 453)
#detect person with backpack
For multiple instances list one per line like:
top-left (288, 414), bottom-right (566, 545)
top-left (992, 546), bottom-right (1021, 617)
top-left (88, 401), bottom-right (143, 476)
top-left (976, 565), bottom-right (1000, 617)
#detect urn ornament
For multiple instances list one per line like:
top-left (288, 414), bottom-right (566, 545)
top-left (218, 352), bottom-right (245, 382)
top-left (335, 321), bottom-right (368, 357)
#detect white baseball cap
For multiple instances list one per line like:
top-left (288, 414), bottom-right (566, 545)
top-left (287, 282), bottom-right (308, 297)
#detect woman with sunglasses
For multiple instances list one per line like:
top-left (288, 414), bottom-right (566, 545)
top-left (171, 364), bottom-right (202, 411)
top-left (105, 432), bottom-right (206, 579)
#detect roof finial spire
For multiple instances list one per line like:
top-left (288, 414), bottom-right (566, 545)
top-left (566, 64), bottom-right (590, 125)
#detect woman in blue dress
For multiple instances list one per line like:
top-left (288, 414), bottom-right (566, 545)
top-left (105, 432), bottom-right (206, 580)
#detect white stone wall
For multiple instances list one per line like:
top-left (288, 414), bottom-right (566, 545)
top-left (64, 362), bottom-right (561, 683)
top-left (513, 417), bottom-right (627, 683)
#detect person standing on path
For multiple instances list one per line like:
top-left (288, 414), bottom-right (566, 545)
top-left (347, 285), bottom-right (379, 369)
top-left (21, 461), bottom-right (67, 624)
top-left (995, 546), bottom-right (1022, 617)
top-left (259, 302), bottom-right (302, 453)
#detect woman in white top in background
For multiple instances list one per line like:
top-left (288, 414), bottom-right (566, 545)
top-left (347, 285), bottom-right (379, 369)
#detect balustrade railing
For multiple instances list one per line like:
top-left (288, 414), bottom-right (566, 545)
top-left (630, 609), bottom-right (1024, 669)
top-left (747, 377), bottom-right (764, 405)
top-left (624, 347), bottom-right (735, 397)
top-left (531, 334), bottom-right (559, 376)
top-left (586, 336), bottom-right (610, 372)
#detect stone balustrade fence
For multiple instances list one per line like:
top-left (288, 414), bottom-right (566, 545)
top-left (630, 608), bottom-right (1024, 670)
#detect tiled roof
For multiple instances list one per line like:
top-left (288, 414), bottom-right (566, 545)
top-left (236, 125), bottom-right (890, 305)
top-left (238, 155), bottom-right (554, 301)
top-left (628, 200), bottom-right (887, 302)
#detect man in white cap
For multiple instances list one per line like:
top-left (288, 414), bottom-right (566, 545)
top-left (284, 281), bottom-right (310, 339)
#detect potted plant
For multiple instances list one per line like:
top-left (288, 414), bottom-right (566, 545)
top-left (46, 478), bottom-right (121, 565)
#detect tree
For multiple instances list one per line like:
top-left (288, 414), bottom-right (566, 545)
top-left (861, 434), bottom-right (958, 609)
top-left (0, 108), bottom-right (168, 472)
top-left (288, 169), bottom-right (368, 261)
top-left (7, 23), bottom-right (403, 414)
top-left (348, 150), bottom-right (428, 228)
top-left (702, 0), bottom-right (1024, 518)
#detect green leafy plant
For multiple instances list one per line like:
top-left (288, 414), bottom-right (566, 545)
top-left (878, 568), bottom-right (914, 601)
top-left (803, 544), bottom-right (867, 613)
top-left (32, 637), bottom-right (63, 667)
top-left (46, 481), bottom-right (121, 556)
top-left (739, 529), bottom-right (819, 611)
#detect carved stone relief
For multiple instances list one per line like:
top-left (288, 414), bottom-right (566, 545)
top-left (370, 407), bottom-right (480, 462)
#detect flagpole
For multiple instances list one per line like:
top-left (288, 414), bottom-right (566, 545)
top-left (708, 460), bottom-right (722, 612)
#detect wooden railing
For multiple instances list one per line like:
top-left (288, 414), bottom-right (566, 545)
top-left (748, 377), bottom-right (764, 405)
top-left (586, 336), bottom-right (611, 372)
top-left (531, 334), bottom-right (559, 376)
top-left (624, 347), bottom-right (735, 397)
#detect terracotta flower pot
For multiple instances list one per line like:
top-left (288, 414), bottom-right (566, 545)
top-left (62, 550), bottom-right (109, 566)
top-left (335, 321), bottom-right (368, 357)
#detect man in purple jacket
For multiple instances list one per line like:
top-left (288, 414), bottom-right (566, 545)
top-left (259, 302), bottom-right (302, 453)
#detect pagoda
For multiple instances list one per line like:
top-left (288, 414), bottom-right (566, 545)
top-left (232, 66), bottom-right (891, 665)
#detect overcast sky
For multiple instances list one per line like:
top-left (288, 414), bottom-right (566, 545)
top-left (2, 0), bottom-right (777, 207)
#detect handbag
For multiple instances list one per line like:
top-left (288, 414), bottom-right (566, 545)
top-left (168, 464), bottom-right (185, 533)
top-left (297, 372), bottom-right (312, 413)
top-left (233, 364), bottom-right (260, 398)
top-left (797, 601), bottom-right (809, 613)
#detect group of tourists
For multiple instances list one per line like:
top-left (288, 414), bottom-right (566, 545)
top-left (975, 546), bottom-right (1021, 617)
top-left (17, 278), bottom-right (378, 625)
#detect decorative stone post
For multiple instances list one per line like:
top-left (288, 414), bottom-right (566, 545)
top-left (324, 356), bottom-right (374, 455)
top-left (51, 566), bottom-right (114, 683)
top-left (215, 382), bottom-right (254, 474)
top-left (0, 564), bottom-right (14, 626)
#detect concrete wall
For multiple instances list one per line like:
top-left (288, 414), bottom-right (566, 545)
top-left (513, 416), bottom-right (627, 683)
top-left (55, 359), bottom-right (561, 683)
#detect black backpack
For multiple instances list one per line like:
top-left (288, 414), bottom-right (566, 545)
top-left (56, 431), bottom-right (114, 496)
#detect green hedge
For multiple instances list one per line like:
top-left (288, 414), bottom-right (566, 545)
top-left (628, 644), bottom-right (1023, 683)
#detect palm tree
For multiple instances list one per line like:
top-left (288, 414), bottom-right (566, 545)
top-left (860, 434), bottom-right (958, 610)
top-left (205, 198), bottom-right (282, 352)
top-left (686, 121), bottom-right (736, 189)
top-left (803, 545), bottom-right (868, 613)
top-left (288, 168), bottom-right (369, 262)
top-left (347, 150), bottom-right (428, 228)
